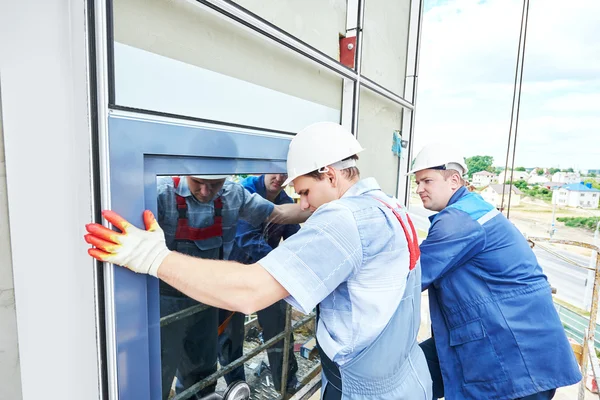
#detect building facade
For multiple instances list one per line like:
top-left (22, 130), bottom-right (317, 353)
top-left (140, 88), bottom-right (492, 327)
top-left (0, 1), bottom-right (424, 398)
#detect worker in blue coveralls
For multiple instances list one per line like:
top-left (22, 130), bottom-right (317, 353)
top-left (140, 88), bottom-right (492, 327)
top-left (220, 173), bottom-right (300, 394)
top-left (409, 143), bottom-right (582, 400)
top-left (156, 174), bottom-right (308, 399)
top-left (85, 122), bottom-right (433, 400)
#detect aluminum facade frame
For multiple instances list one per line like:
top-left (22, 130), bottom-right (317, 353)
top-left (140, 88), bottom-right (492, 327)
top-left (106, 114), bottom-right (290, 399)
top-left (399, 0), bottom-right (425, 206)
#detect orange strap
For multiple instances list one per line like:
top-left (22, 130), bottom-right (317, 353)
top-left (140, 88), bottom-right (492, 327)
top-left (218, 311), bottom-right (236, 336)
top-left (373, 198), bottom-right (421, 271)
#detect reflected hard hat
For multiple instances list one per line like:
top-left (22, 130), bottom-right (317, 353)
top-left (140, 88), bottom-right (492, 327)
top-left (407, 143), bottom-right (468, 175)
top-left (191, 175), bottom-right (230, 180)
top-left (283, 122), bottom-right (364, 186)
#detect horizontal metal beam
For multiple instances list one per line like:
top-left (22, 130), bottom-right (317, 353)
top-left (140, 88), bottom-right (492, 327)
top-left (196, 0), bottom-right (358, 81)
top-left (361, 76), bottom-right (414, 110)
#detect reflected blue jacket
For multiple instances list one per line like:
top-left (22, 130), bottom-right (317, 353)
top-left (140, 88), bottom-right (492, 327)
top-left (230, 175), bottom-right (300, 264)
top-left (421, 187), bottom-right (581, 399)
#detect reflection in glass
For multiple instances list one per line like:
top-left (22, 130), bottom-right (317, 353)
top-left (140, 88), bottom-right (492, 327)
top-left (361, 0), bottom-right (412, 96)
top-left (157, 174), bottom-right (305, 398)
top-left (357, 88), bottom-right (404, 195)
top-left (112, 0), bottom-right (342, 131)
top-left (232, 0), bottom-right (347, 60)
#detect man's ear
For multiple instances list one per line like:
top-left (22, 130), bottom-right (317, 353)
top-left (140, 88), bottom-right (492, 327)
top-left (326, 166), bottom-right (337, 186)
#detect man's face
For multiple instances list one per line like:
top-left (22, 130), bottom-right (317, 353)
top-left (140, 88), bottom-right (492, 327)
top-left (264, 173), bottom-right (288, 194)
top-left (293, 175), bottom-right (337, 212)
top-left (186, 177), bottom-right (226, 203)
top-left (415, 169), bottom-right (460, 212)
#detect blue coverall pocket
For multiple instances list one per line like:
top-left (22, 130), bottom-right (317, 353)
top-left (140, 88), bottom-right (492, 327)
top-left (449, 319), bottom-right (507, 384)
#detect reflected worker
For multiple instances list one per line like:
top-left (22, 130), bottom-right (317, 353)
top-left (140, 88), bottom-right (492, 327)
top-left (156, 174), bottom-right (307, 399)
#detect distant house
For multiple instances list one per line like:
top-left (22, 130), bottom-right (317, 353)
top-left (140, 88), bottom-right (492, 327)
top-left (472, 171), bottom-right (497, 187)
top-left (552, 171), bottom-right (581, 184)
top-left (498, 170), bottom-right (529, 183)
top-left (528, 174), bottom-right (551, 185)
top-left (481, 184), bottom-right (523, 208)
top-left (552, 183), bottom-right (600, 208)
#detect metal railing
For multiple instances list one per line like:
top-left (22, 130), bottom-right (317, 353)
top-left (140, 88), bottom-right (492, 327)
top-left (169, 306), bottom-right (318, 400)
top-left (528, 237), bottom-right (600, 400)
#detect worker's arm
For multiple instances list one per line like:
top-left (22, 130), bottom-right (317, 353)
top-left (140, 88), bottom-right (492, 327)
top-left (237, 185), bottom-right (311, 226)
top-left (158, 253), bottom-right (288, 314)
top-left (233, 219), bottom-right (274, 264)
top-left (420, 208), bottom-right (486, 291)
top-left (84, 210), bottom-right (288, 314)
top-left (269, 203), bottom-right (312, 225)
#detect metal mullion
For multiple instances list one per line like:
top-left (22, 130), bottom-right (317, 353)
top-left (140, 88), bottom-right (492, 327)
top-left (360, 76), bottom-right (414, 110)
top-left (399, 0), bottom-right (424, 205)
top-left (194, 0), bottom-right (359, 82)
top-left (173, 313), bottom-right (316, 400)
top-left (351, 0), bottom-right (366, 137)
top-left (94, 0), bottom-right (119, 398)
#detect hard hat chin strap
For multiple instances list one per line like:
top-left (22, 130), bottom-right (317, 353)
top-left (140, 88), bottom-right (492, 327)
top-left (318, 158), bottom-right (357, 174)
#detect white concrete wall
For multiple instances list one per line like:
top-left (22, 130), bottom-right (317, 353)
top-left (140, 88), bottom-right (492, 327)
top-left (0, 83), bottom-right (22, 400)
top-left (0, 1), bottom-right (100, 398)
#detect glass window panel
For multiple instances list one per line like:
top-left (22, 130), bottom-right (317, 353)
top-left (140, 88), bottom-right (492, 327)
top-left (112, 0), bottom-right (342, 132)
top-left (361, 0), bottom-right (412, 96)
top-left (232, 0), bottom-right (347, 60)
top-left (156, 174), bottom-right (307, 398)
top-left (356, 88), bottom-right (404, 196)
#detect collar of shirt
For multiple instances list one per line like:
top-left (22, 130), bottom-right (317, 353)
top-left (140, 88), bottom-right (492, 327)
top-left (428, 186), bottom-right (468, 223)
top-left (341, 177), bottom-right (382, 198)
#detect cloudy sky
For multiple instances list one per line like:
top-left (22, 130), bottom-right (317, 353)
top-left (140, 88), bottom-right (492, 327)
top-left (414, 0), bottom-right (600, 171)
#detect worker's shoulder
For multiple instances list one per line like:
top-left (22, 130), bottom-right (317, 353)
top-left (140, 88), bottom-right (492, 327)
top-left (157, 176), bottom-right (176, 196)
top-left (445, 192), bottom-right (495, 222)
top-left (325, 195), bottom-right (392, 224)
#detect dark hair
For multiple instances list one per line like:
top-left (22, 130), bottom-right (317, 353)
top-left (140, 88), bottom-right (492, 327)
top-left (305, 155), bottom-right (360, 181)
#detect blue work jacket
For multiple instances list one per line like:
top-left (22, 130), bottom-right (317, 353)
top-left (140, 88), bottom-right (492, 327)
top-left (229, 175), bottom-right (300, 264)
top-left (421, 187), bottom-right (581, 399)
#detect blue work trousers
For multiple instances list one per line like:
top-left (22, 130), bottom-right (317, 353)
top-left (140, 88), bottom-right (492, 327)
top-left (419, 337), bottom-right (556, 400)
top-left (219, 300), bottom-right (298, 392)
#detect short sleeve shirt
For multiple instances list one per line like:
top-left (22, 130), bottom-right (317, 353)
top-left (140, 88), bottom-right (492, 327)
top-left (259, 178), bottom-right (413, 365)
top-left (157, 176), bottom-right (275, 259)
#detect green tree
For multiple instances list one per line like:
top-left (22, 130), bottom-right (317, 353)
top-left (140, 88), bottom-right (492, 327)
top-left (562, 167), bottom-right (574, 173)
top-left (515, 166), bottom-right (526, 171)
top-left (589, 172), bottom-right (597, 178)
top-left (549, 168), bottom-right (560, 175)
top-left (465, 155), bottom-right (494, 179)
top-left (537, 169), bottom-right (545, 176)
top-left (514, 179), bottom-right (528, 190)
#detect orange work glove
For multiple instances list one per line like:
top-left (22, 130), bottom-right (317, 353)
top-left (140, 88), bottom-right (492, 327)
top-left (84, 210), bottom-right (170, 277)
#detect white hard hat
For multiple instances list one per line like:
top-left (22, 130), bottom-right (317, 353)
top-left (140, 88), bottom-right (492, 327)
top-left (408, 143), bottom-right (468, 175)
top-left (283, 122), bottom-right (364, 186)
top-left (190, 175), bottom-right (229, 180)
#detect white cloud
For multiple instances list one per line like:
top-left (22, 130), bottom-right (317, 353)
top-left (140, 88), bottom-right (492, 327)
top-left (415, 0), bottom-right (600, 170)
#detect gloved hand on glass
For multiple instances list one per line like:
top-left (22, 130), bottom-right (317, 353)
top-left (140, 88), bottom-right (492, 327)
top-left (84, 210), bottom-right (171, 277)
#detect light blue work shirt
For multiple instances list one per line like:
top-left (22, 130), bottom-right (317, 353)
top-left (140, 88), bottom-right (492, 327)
top-left (157, 176), bottom-right (274, 260)
top-left (259, 178), bottom-right (412, 366)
